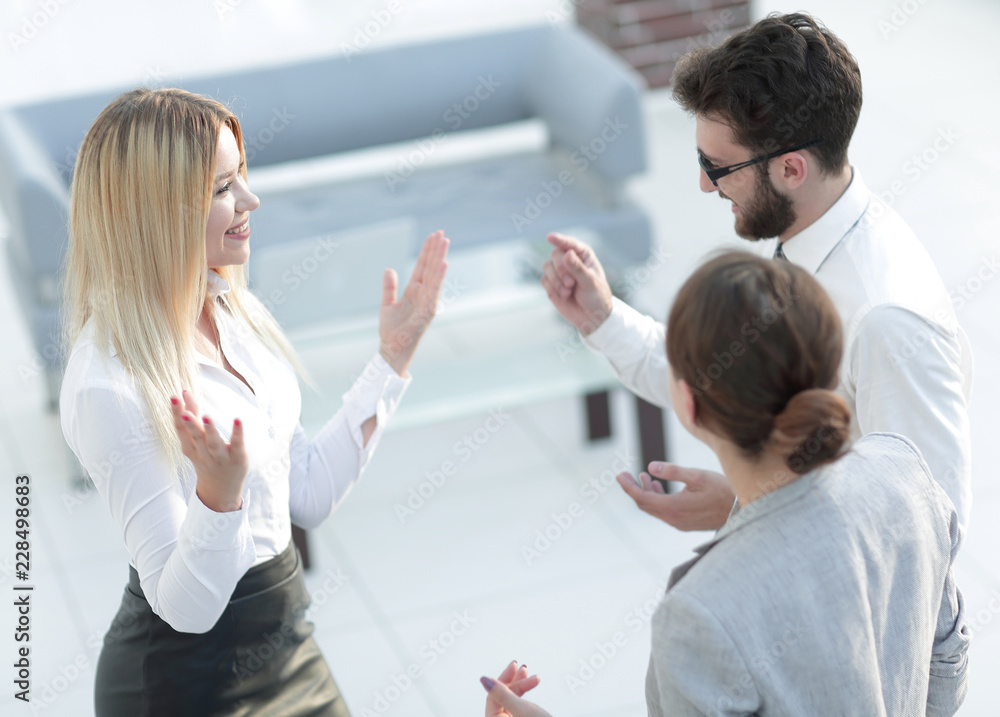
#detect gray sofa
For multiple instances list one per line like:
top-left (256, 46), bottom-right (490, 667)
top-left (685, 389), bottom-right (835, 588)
top-left (0, 23), bottom-right (651, 408)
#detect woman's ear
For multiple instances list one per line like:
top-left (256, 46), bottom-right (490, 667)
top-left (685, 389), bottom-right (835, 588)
top-left (677, 378), bottom-right (699, 427)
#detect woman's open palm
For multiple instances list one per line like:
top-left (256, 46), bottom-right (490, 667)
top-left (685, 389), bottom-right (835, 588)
top-left (378, 230), bottom-right (450, 376)
top-left (170, 389), bottom-right (248, 512)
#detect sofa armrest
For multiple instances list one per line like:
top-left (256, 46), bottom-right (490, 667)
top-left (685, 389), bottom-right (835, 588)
top-left (526, 25), bottom-right (647, 184)
top-left (0, 109), bottom-right (70, 287)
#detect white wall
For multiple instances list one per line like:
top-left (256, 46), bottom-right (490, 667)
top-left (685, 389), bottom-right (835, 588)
top-left (0, 0), bottom-right (575, 105)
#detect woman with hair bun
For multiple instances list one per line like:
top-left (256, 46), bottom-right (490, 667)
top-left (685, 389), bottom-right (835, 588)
top-left (482, 252), bottom-right (969, 717)
top-left (60, 87), bottom-right (450, 716)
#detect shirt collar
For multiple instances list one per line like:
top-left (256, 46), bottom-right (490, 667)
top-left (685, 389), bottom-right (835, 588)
top-left (207, 270), bottom-right (232, 299)
top-left (715, 470), bottom-right (816, 539)
top-left (667, 470), bottom-right (818, 590)
top-left (780, 167), bottom-right (870, 275)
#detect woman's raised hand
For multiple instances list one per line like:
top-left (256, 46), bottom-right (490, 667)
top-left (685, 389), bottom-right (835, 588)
top-left (482, 661), bottom-right (545, 717)
top-left (170, 389), bottom-right (248, 513)
top-left (378, 230), bottom-right (450, 377)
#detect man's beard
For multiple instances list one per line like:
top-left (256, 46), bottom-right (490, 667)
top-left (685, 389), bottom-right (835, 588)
top-left (722, 167), bottom-right (796, 241)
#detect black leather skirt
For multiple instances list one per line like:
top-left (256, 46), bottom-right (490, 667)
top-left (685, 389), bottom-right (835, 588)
top-left (94, 541), bottom-right (350, 717)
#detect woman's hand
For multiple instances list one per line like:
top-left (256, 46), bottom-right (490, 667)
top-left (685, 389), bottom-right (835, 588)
top-left (170, 389), bottom-right (248, 512)
top-left (482, 661), bottom-right (545, 717)
top-left (378, 230), bottom-right (450, 377)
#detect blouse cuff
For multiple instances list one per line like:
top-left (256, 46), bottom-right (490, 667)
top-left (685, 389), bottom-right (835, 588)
top-left (341, 351), bottom-right (411, 462)
top-left (182, 488), bottom-right (256, 553)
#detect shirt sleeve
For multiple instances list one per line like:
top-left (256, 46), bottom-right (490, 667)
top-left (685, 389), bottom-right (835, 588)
top-left (581, 297), bottom-right (672, 408)
top-left (648, 592), bottom-right (760, 716)
top-left (287, 351), bottom-right (409, 529)
top-left (926, 507), bottom-right (971, 716)
top-left (849, 305), bottom-right (972, 532)
top-left (61, 382), bottom-right (257, 634)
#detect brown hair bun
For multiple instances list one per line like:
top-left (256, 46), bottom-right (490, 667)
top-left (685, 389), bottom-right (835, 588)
top-left (770, 388), bottom-right (850, 474)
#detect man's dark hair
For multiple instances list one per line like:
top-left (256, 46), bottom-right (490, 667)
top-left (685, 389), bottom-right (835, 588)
top-left (672, 13), bottom-right (862, 175)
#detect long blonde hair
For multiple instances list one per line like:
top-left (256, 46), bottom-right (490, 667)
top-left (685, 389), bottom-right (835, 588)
top-left (63, 87), bottom-right (306, 473)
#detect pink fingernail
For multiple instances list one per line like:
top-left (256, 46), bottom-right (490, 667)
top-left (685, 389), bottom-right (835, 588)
top-left (234, 419), bottom-right (241, 428)
top-left (170, 397), bottom-right (179, 406)
top-left (181, 415), bottom-right (190, 422)
top-left (203, 417), bottom-right (211, 425)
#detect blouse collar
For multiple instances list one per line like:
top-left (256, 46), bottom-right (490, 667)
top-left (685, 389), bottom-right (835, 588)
top-left (207, 270), bottom-right (232, 299)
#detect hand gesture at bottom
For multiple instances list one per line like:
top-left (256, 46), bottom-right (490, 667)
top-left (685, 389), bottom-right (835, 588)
top-left (481, 661), bottom-right (546, 717)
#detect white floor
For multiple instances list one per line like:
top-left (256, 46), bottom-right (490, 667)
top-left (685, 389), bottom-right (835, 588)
top-left (1, 1), bottom-right (998, 716)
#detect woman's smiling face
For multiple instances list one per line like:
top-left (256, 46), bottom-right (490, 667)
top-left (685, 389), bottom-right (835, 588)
top-left (205, 125), bottom-right (260, 269)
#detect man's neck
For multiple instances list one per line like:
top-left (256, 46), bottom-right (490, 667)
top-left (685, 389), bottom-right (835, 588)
top-left (778, 164), bottom-right (854, 242)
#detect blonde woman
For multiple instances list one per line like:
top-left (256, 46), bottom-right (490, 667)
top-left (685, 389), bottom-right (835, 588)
top-left (59, 87), bottom-right (450, 716)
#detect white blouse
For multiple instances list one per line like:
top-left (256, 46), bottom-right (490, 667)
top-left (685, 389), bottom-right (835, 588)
top-left (60, 272), bottom-right (409, 633)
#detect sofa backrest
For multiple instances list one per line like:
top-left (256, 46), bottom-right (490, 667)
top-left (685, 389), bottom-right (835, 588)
top-left (0, 23), bottom-right (646, 291)
top-left (6, 23), bottom-right (645, 179)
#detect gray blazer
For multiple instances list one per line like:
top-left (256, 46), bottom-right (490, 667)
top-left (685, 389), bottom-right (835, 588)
top-left (646, 433), bottom-right (969, 717)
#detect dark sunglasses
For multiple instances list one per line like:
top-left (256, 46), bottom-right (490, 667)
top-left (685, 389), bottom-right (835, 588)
top-left (698, 139), bottom-right (824, 187)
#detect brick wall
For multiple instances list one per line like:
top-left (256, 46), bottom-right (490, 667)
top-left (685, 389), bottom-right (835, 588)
top-left (577, 0), bottom-right (752, 88)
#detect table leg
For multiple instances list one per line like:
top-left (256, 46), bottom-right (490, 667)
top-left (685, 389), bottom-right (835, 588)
top-left (584, 390), bottom-right (612, 442)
